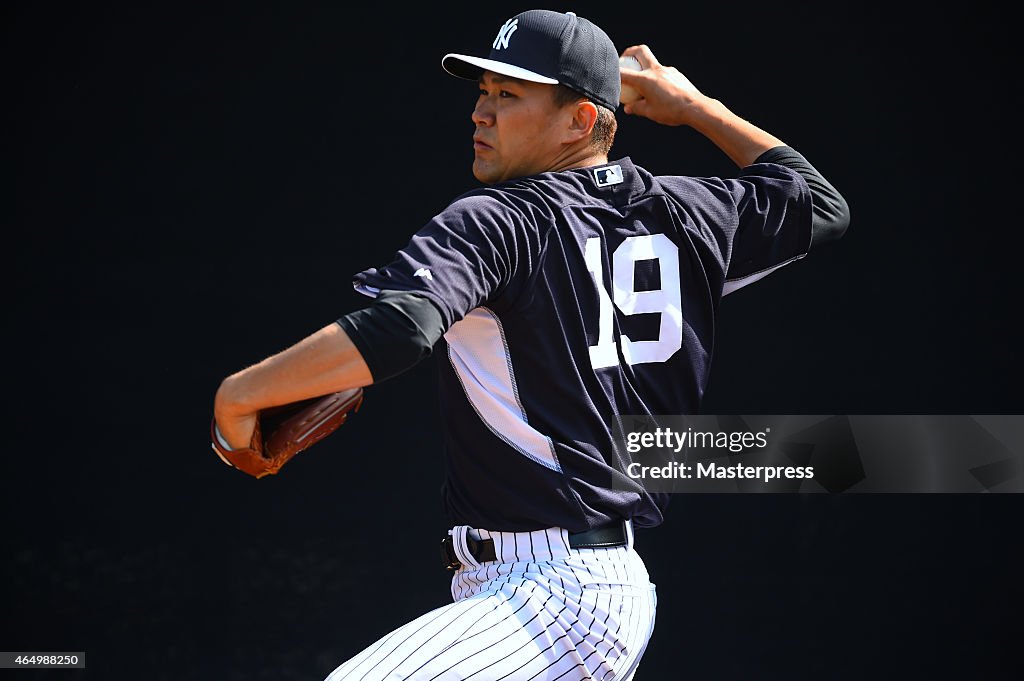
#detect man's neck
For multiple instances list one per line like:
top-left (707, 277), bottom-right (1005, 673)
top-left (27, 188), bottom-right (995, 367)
top-left (548, 149), bottom-right (608, 174)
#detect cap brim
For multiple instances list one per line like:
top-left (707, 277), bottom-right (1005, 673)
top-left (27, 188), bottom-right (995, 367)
top-left (441, 53), bottom-right (560, 84)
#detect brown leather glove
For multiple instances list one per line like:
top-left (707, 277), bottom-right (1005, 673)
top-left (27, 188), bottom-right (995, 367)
top-left (210, 388), bottom-right (364, 478)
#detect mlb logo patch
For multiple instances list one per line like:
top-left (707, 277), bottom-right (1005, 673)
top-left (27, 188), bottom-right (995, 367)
top-left (594, 164), bottom-right (624, 187)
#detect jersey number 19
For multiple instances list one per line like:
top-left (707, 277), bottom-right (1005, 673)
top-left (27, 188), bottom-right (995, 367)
top-left (584, 234), bottom-right (682, 369)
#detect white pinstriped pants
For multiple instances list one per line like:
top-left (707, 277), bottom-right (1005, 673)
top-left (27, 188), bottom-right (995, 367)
top-left (324, 521), bottom-right (657, 681)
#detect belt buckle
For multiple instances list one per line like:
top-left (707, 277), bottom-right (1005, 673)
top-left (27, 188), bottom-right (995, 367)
top-left (440, 536), bottom-right (462, 572)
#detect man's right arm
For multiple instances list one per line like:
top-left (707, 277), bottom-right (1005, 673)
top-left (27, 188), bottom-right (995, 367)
top-left (619, 44), bottom-right (850, 248)
top-left (619, 44), bottom-right (785, 167)
top-left (752, 146), bottom-right (850, 249)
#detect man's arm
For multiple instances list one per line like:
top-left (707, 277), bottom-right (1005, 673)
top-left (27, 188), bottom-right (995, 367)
top-left (214, 323), bottom-right (373, 449)
top-left (753, 146), bottom-right (850, 249)
top-left (620, 44), bottom-right (850, 246)
top-left (619, 44), bottom-right (784, 167)
top-left (213, 291), bottom-right (444, 450)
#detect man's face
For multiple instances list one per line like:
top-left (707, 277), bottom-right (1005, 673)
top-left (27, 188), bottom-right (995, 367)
top-left (471, 71), bottom-right (574, 184)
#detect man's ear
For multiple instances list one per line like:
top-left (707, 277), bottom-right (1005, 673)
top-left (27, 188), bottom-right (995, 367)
top-left (566, 100), bottom-right (598, 144)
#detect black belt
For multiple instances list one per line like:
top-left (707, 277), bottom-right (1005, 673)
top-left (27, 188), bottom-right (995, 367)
top-left (441, 520), bottom-right (628, 571)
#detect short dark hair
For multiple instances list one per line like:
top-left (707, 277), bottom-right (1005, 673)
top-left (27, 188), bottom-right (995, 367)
top-left (552, 84), bottom-right (617, 156)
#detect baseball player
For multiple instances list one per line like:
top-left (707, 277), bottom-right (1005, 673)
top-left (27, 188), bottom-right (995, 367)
top-left (212, 9), bottom-right (849, 680)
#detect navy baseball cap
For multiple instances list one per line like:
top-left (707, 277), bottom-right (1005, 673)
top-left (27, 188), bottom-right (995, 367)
top-left (442, 9), bottom-right (621, 111)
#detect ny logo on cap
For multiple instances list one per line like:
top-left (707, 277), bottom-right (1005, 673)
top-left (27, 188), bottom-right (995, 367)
top-left (492, 18), bottom-right (518, 50)
top-left (594, 165), bottom-right (624, 187)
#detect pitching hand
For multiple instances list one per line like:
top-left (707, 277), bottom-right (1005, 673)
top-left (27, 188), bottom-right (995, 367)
top-left (619, 44), bottom-right (708, 127)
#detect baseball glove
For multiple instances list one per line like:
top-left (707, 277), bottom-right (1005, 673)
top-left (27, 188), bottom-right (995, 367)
top-left (210, 388), bottom-right (364, 478)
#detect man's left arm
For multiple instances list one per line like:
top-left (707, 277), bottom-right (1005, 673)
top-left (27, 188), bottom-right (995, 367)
top-left (213, 323), bottom-right (373, 450)
top-left (213, 291), bottom-right (445, 449)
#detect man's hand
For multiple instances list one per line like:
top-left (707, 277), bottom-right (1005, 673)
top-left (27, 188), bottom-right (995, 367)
top-left (619, 45), bottom-right (707, 126)
top-left (619, 43), bottom-right (785, 168)
top-left (211, 386), bottom-right (365, 479)
top-left (214, 398), bottom-right (259, 450)
top-left (209, 322), bottom-right (372, 476)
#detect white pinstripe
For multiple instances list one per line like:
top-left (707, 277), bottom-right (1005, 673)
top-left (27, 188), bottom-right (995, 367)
top-left (324, 524), bottom-right (657, 681)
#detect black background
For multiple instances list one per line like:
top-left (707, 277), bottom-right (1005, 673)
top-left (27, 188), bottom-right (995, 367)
top-left (3, 1), bottom-right (1021, 679)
